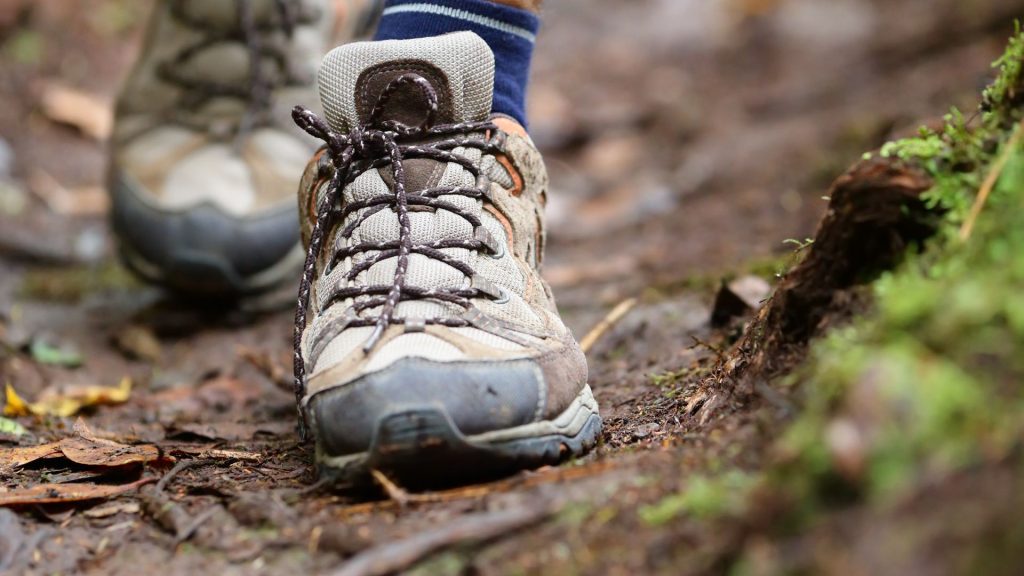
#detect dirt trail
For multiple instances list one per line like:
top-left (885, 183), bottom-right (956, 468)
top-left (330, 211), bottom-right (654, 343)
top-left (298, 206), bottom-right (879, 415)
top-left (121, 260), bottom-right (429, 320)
top-left (0, 1), bottom-right (1021, 574)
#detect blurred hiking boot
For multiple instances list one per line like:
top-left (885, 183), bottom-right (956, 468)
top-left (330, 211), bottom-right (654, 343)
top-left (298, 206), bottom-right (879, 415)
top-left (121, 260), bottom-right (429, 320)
top-left (292, 32), bottom-right (601, 484)
top-left (109, 0), bottom-right (381, 295)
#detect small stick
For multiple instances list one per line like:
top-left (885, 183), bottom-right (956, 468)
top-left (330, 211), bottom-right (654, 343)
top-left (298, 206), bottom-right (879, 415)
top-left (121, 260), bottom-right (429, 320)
top-left (329, 504), bottom-right (551, 576)
top-left (960, 120), bottom-right (1024, 241)
top-left (156, 459), bottom-right (208, 494)
top-left (370, 469), bottom-right (442, 506)
top-left (579, 297), bottom-right (638, 354)
top-left (370, 469), bottom-right (410, 506)
top-left (198, 449), bottom-right (262, 462)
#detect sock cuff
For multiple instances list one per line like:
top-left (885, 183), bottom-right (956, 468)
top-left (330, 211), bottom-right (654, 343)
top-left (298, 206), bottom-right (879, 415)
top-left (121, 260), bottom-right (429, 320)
top-left (373, 0), bottom-right (540, 126)
top-left (378, 0), bottom-right (540, 44)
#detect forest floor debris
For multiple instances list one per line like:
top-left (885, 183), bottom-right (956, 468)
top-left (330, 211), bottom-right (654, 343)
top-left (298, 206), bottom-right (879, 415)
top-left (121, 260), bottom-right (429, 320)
top-left (1, 1), bottom-right (1022, 574)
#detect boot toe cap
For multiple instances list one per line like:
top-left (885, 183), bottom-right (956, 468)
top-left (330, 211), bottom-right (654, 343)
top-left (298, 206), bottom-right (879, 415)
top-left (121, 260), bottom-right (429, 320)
top-left (309, 357), bottom-right (546, 457)
top-left (110, 172), bottom-right (301, 294)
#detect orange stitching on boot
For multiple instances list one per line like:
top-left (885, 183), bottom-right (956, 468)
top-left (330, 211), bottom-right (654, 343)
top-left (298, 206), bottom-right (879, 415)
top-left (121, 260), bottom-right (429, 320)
top-left (490, 118), bottom-right (528, 196)
top-left (495, 154), bottom-right (524, 197)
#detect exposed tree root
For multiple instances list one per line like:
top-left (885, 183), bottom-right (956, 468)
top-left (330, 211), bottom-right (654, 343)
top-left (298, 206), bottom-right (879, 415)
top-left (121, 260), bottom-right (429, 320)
top-left (695, 157), bottom-right (936, 417)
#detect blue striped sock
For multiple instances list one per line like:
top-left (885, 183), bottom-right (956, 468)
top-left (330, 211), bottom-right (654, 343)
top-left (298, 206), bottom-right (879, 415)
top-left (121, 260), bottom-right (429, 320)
top-left (372, 0), bottom-right (540, 128)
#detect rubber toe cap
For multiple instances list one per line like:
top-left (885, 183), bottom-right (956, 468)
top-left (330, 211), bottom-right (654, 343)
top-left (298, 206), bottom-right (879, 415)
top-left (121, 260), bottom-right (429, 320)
top-left (309, 357), bottom-right (545, 457)
top-left (110, 172), bottom-right (300, 294)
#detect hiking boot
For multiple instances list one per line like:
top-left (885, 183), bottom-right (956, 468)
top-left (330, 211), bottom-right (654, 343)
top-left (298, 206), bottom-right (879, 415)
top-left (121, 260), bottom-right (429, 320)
top-left (109, 0), bottom-right (381, 294)
top-left (291, 32), bottom-right (601, 484)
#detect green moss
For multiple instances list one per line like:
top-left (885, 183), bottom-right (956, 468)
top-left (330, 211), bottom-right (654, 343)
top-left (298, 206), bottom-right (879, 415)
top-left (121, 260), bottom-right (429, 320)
top-left (765, 25), bottom-right (1024, 519)
top-left (639, 471), bottom-right (756, 525)
top-left (651, 366), bottom-right (696, 395)
top-left (982, 22), bottom-right (1024, 114)
top-left (879, 125), bottom-right (946, 164)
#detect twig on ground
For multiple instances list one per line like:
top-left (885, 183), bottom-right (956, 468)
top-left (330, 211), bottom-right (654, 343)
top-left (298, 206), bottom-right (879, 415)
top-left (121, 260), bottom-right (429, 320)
top-left (156, 459), bottom-right (209, 494)
top-left (331, 462), bottom-right (616, 520)
top-left (370, 469), bottom-right (410, 506)
top-left (331, 482), bottom-right (503, 519)
top-left (329, 504), bottom-right (553, 576)
top-left (199, 448), bottom-right (263, 461)
top-left (580, 297), bottom-right (638, 354)
top-left (960, 119), bottom-right (1024, 241)
top-left (370, 469), bottom-right (445, 506)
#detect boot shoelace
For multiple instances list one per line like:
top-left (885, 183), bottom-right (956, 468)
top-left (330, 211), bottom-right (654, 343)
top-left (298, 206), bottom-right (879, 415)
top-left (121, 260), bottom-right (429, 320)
top-left (160, 0), bottom-right (314, 142)
top-left (291, 74), bottom-right (505, 436)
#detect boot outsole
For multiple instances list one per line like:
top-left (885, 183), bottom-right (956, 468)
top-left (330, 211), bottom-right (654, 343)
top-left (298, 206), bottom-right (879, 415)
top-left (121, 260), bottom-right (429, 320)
top-left (315, 384), bottom-right (602, 487)
top-left (118, 240), bottom-right (304, 297)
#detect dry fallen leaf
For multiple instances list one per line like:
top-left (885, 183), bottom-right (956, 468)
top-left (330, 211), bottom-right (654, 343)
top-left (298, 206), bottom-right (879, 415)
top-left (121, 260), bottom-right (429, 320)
top-left (58, 436), bottom-right (161, 468)
top-left (4, 378), bottom-right (133, 418)
top-left (0, 477), bottom-right (154, 507)
top-left (0, 441), bottom-right (62, 468)
top-left (3, 383), bottom-right (30, 417)
top-left (164, 444), bottom-right (263, 462)
top-left (39, 83), bottom-right (113, 141)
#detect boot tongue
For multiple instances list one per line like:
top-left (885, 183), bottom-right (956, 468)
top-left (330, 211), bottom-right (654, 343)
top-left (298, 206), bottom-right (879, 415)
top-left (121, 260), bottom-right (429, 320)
top-left (317, 32), bottom-right (495, 133)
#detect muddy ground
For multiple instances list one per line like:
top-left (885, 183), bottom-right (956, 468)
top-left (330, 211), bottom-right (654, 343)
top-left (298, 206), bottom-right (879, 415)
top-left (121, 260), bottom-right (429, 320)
top-left (0, 1), bottom-right (1021, 574)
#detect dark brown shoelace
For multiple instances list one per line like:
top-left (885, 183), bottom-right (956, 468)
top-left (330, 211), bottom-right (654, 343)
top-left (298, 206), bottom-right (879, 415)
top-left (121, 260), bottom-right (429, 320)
top-left (159, 0), bottom-right (314, 142)
top-left (290, 74), bottom-right (505, 437)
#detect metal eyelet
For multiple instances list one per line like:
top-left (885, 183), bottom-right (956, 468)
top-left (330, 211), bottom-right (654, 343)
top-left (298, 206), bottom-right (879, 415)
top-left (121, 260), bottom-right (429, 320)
top-left (475, 226), bottom-right (505, 260)
top-left (492, 286), bottom-right (511, 305)
top-left (488, 240), bottom-right (506, 260)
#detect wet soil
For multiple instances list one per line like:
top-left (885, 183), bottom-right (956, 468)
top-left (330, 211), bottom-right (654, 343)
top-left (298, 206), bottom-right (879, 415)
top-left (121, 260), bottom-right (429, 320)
top-left (0, 1), bottom-right (1021, 574)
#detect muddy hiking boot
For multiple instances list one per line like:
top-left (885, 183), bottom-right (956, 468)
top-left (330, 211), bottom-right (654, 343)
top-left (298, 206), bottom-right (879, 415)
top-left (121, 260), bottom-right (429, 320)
top-left (109, 0), bottom-right (380, 295)
top-left (292, 32), bottom-right (602, 485)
